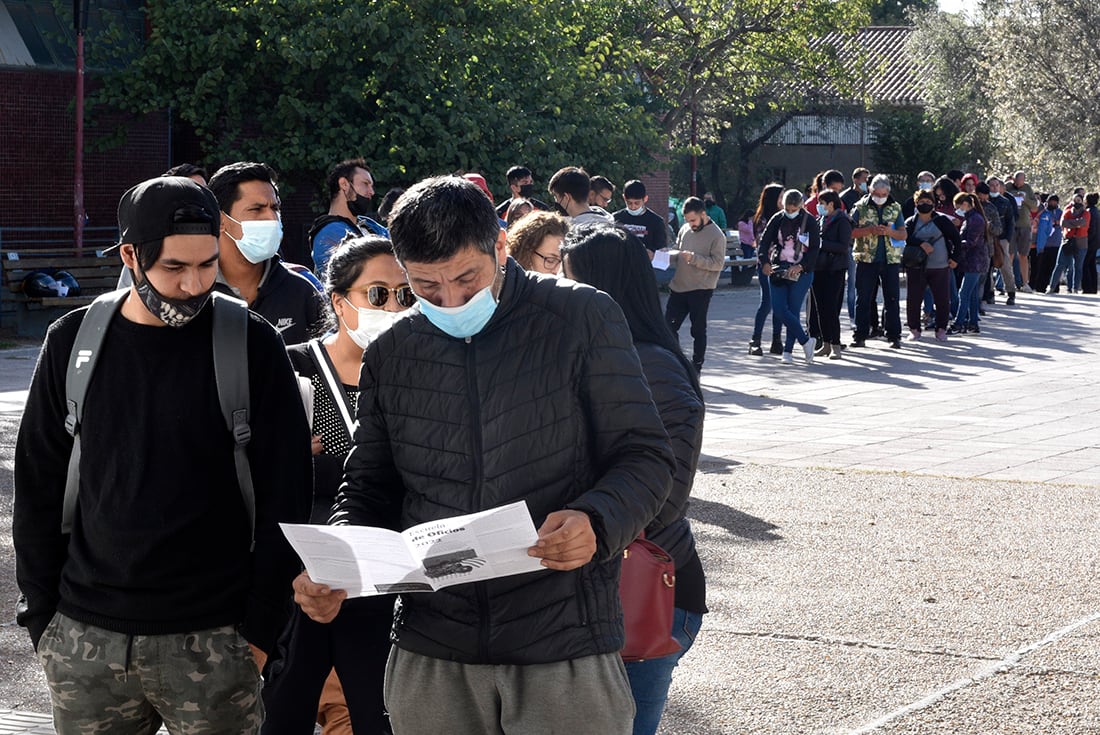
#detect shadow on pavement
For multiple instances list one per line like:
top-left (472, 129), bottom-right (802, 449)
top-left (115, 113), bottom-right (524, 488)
top-left (688, 498), bottom-right (782, 542)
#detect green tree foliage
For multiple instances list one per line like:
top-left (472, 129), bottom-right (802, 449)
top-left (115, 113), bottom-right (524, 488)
top-left (90, 0), bottom-right (662, 198)
top-left (871, 109), bottom-right (969, 190)
top-left (632, 0), bottom-right (871, 208)
top-left (983, 0), bottom-right (1100, 190)
top-left (869, 0), bottom-right (935, 26)
top-left (906, 7), bottom-right (996, 173)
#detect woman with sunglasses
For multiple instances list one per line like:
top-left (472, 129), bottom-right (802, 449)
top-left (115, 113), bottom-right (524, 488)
top-left (506, 209), bottom-right (570, 275)
top-left (264, 235), bottom-right (414, 735)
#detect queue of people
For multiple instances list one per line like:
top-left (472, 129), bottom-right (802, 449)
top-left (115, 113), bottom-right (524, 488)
top-left (14, 163), bottom-right (710, 735)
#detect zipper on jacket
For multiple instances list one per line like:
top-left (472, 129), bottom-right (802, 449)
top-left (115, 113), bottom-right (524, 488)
top-left (465, 336), bottom-right (491, 660)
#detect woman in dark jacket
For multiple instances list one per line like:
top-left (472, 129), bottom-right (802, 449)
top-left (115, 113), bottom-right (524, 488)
top-left (758, 189), bottom-right (821, 365)
top-left (949, 193), bottom-right (987, 334)
top-left (810, 190), bottom-right (851, 359)
top-left (905, 189), bottom-right (962, 342)
top-left (266, 235), bottom-right (412, 735)
top-left (562, 223), bottom-right (706, 735)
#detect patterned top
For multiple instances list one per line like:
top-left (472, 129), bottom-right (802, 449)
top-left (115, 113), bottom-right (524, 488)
top-left (310, 373), bottom-right (358, 458)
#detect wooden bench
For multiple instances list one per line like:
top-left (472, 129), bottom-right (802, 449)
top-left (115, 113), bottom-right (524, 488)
top-left (724, 235), bottom-right (757, 286)
top-left (1, 252), bottom-right (121, 337)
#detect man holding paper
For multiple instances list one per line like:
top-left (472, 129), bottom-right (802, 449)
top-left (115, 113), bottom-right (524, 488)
top-left (294, 175), bottom-right (675, 735)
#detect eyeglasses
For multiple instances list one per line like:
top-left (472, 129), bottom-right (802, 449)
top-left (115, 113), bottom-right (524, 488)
top-left (595, 193), bottom-right (612, 206)
top-left (349, 284), bottom-right (417, 308)
top-left (533, 251), bottom-right (562, 269)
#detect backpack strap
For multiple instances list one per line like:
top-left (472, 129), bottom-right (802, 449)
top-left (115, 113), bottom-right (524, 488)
top-left (211, 292), bottom-right (257, 552)
top-left (62, 289), bottom-right (129, 534)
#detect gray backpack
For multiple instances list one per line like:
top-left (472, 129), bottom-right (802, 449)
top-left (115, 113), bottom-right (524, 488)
top-left (61, 289), bottom-right (257, 550)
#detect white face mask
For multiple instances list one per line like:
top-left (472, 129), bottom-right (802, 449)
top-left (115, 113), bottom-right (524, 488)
top-left (340, 297), bottom-right (401, 349)
top-left (225, 215), bottom-right (283, 264)
top-left (918, 181), bottom-right (934, 191)
top-left (990, 191), bottom-right (1001, 198)
top-left (872, 195), bottom-right (888, 206)
top-left (626, 206), bottom-right (646, 217)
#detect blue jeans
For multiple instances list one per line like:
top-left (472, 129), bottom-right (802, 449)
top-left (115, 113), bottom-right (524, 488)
top-left (752, 264), bottom-right (778, 342)
top-left (955, 271), bottom-right (982, 327)
top-left (770, 272), bottom-right (814, 352)
top-left (624, 608), bottom-right (704, 735)
top-left (1049, 244), bottom-right (1082, 292)
top-left (846, 252), bottom-right (857, 320)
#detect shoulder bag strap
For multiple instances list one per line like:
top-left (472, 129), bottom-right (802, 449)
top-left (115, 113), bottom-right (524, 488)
top-left (308, 339), bottom-right (356, 438)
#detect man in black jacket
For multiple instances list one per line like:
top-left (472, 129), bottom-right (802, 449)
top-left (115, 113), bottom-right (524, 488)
top-left (14, 176), bottom-right (312, 732)
top-left (295, 176), bottom-right (674, 734)
top-left (208, 161), bottom-right (326, 345)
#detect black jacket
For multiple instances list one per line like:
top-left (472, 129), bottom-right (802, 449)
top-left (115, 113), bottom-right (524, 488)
top-left (215, 256), bottom-right (326, 346)
top-left (816, 211), bottom-right (853, 272)
top-left (331, 258), bottom-right (675, 665)
top-left (634, 342), bottom-right (703, 568)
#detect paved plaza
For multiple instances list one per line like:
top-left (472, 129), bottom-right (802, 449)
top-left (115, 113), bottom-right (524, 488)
top-left (0, 279), bottom-right (1098, 733)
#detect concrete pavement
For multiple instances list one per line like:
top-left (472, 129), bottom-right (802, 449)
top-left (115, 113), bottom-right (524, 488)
top-left (0, 279), bottom-right (1097, 733)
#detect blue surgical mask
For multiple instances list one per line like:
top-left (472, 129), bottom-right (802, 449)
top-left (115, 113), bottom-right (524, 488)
top-left (784, 210), bottom-right (800, 219)
top-left (415, 281), bottom-right (499, 339)
top-left (956, 208), bottom-right (967, 218)
top-left (918, 182), bottom-right (934, 191)
top-left (626, 206), bottom-right (646, 217)
top-left (225, 214), bottom-right (283, 264)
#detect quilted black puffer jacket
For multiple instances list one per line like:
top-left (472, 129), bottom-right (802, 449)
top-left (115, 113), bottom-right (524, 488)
top-left (635, 342), bottom-right (704, 569)
top-left (331, 259), bottom-right (674, 665)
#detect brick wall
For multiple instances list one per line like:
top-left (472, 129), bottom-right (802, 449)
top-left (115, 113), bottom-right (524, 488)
top-left (0, 67), bottom-right (169, 250)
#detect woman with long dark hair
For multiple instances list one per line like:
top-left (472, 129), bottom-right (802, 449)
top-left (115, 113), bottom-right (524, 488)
top-left (749, 183), bottom-right (785, 355)
top-left (561, 224), bottom-right (707, 735)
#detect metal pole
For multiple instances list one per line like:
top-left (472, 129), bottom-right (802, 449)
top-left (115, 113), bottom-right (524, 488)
top-left (74, 31), bottom-right (85, 253)
top-left (690, 106), bottom-right (698, 197)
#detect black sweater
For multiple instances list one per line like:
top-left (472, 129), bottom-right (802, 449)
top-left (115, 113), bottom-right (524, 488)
top-left (14, 304), bottom-right (313, 652)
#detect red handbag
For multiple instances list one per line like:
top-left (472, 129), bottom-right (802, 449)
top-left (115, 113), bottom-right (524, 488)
top-left (619, 535), bottom-right (680, 662)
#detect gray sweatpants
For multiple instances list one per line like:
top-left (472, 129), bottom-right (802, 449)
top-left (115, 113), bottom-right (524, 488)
top-left (384, 646), bottom-right (635, 735)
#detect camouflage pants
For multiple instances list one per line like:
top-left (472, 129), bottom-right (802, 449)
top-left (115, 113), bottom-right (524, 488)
top-left (37, 612), bottom-right (263, 735)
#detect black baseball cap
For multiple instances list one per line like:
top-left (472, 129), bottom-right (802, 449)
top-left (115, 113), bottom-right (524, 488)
top-left (116, 176), bottom-right (221, 247)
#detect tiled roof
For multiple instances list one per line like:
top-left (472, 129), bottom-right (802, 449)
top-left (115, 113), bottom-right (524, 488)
top-left (814, 26), bottom-right (922, 108)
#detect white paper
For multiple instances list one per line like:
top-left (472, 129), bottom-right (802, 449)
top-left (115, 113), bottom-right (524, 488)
top-left (296, 377), bottom-right (314, 431)
top-left (281, 500), bottom-right (545, 596)
top-left (652, 249), bottom-right (673, 270)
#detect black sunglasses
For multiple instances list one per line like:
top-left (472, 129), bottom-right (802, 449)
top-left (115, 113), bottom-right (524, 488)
top-left (351, 285), bottom-right (417, 308)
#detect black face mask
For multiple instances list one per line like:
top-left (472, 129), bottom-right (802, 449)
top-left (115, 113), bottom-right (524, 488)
top-left (519, 183), bottom-right (535, 198)
top-left (1047, 203), bottom-right (1059, 211)
top-left (132, 266), bottom-right (213, 328)
top-left (347, 192), bottom-right (373, 218)
top-left (916, 203), bottom-right (935, 214)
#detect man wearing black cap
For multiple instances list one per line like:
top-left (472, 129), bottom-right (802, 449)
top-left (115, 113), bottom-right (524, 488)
top-left (14, 176), bottom-right (312, 733)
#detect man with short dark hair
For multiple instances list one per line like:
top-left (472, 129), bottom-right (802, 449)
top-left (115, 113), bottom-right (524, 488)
top-left (666, 196), bottom-right (727, 373)
top-left (589, 175), bottom-right (615, 209)
top-left (840, 167), bottom-right (870, 212)
top-left (208, 161), bottom-right (325, 345)
top-left (294, 175), bottom-right (673, 735)
top-left (548, 166), bottom-right (614, 225)
top-left (15, 176), bottom-right (311, 733)
top-left (309, 158), bottom-right (389, 274)
top-left (163, 163), bottom-right (208, 184)
top-left (613, 179), bottom-right (668, 253)
top-left (496, 165), bottom-right (549, 217)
